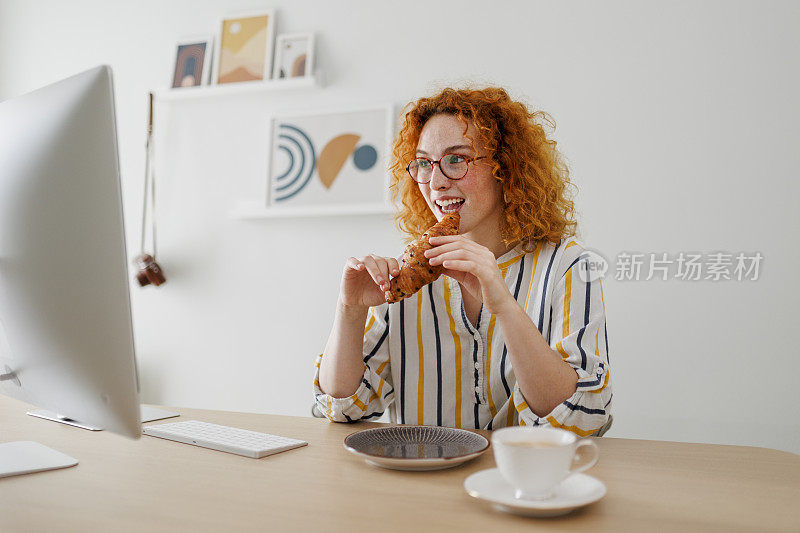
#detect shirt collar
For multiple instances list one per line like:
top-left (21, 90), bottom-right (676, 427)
top-left (495, 244), bottom-right (526, 266)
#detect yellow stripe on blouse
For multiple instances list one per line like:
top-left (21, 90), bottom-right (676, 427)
top-left (498, 254), bottom-right (524, 270)
top-left (484, 261), bottom-right (517, 419)
top-left (589, 368), bottom-right (611, 394)
top-left (562, 266), bottom-right (572, 338)
top-left (485, 313), bottom-right (498, 418)
top-left (364, 312), bottom-right (375, 335)
top-left (546, 416), bottom-right (604, 437)
top-left (523, 241), bottom-right (542, 313)
top-left (442, 279), bottom-right (462, 428)
top-left (506, 390), bottom-right (515, 427)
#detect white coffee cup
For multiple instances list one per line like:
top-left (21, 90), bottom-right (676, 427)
top-left (491, 426), bottom-right (599, 501)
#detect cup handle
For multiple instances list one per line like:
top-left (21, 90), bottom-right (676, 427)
top-left (569, 439), bottom-right (599, 476)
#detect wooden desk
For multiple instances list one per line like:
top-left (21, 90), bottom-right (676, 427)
top-left (0, 396), bottom-right (798, 532)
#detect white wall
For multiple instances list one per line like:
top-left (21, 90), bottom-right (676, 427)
top-left (1, 0), bottom-right (798, 453)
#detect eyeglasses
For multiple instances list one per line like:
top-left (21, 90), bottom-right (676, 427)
top-left (406, 153), bottom-right (486, 183)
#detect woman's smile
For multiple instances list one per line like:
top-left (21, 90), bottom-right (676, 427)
top-left (433, 195), bottom-right (465, 215)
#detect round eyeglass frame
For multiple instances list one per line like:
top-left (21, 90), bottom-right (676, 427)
top-left (406, 154), bottom-right (486, 183)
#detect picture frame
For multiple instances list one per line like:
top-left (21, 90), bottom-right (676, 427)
top-left (212, 10), bottom-right (276, 85)
top-left (272, 33), bottom-right (314, 80)
top-left (265, 104), bottom-right (395, 215)
top-left (170, 36), bottom-right (213, 88)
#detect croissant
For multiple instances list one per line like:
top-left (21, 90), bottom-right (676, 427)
top-left (385, 212), bottom-right (460, 303)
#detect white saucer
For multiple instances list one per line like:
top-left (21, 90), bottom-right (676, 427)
top-left (463, 468), bottom-right (606, 517)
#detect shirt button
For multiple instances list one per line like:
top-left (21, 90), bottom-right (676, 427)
top-left (475, 362), bottom-right (481, 370)
top-left (475, 386), bottom-right (481, 393)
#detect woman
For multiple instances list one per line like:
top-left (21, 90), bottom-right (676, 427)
top-left (313, 87), bottom-right (612, 436)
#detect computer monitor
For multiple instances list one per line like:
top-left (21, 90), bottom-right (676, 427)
top-left (0, 66), bottom-right (142, 475)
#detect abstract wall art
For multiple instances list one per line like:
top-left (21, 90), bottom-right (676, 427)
top-left (213, 11), bottom-right (275, 84)
top-left (267, 106), bottom-right (393, 212)
top-left (273, 33), bottom-right (314, 79)
top-left (171, 37), bottom-right (212, 88)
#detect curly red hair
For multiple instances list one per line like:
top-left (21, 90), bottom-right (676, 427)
top-left (389, 87), bottom-right (578, 249)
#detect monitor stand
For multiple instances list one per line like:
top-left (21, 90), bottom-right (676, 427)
top-left (1, 369), bottom-right (78, 477)
top-left (2, 406), bottom-right (178, 478)
top-left (27, 405), bottom-right (180, 429)
top-left (27, 410), bottom-right (103, 430)
top-left (0, 441), bottom-right (78, 478)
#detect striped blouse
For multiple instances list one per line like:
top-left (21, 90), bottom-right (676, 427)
top-left (313, 237), bottom-right (613, 437)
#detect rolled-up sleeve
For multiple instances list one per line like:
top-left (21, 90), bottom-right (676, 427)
top-left (312, 304), bottom-right (395, 423)
top-left (514, 243), bottom-right (613, 436)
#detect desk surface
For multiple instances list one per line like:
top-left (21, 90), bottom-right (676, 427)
top-left (1, 396), bottom-right (798, 532)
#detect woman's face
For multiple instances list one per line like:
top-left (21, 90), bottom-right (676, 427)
top-left (415, 114), bottom-right (505, 248)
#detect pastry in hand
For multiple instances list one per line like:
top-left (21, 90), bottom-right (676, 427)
top-left (385, 213), bottom-right (460, 303)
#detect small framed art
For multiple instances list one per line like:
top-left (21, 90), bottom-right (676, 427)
top-left (266, 105), bottom-right (394, 214)
top-left (212, 10), bottom-right (276, 85)
top-left (171, 37), bottom-right (212, 88)
top-left (273, 33), bottom-right (314, 79)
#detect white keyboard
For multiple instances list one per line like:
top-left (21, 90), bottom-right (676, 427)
top-left (142, 420), bottom-right (308, 458)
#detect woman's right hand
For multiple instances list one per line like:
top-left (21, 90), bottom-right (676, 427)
top-left (340, 255), bottom-right (401, 309)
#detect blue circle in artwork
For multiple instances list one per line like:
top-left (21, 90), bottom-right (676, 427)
top-left (353, 144), bottom-right (378, 171)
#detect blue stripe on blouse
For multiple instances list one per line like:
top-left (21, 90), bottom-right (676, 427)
top-left (538, 242), bottom-right (561, 333)
top-left (363, 309), bottom-right (390, 364)
top-left (577, 257), bottom-right (590, 371)
top-left (562, 400), bottom-right (606, 415)
top-left (577, 361), bottom-right (605, 388)
top-left (428, 283), bottom-right (443, 427)
top-left (472, 337), bottom-right (480, 429)
top-left (564, 255), bottom-right (582, 275)
top-left (399, 299), bottom-right (406, 424)
top-left (577, 377), bottom-right (602, 388)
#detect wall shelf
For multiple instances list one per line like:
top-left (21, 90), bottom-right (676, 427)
top-left (231, 202), bottom-right (394, 219)
top-left (154, 72), bottom-right (323, 102)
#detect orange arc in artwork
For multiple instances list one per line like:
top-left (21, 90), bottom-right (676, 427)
top-left (318, 134), bottom-right (360, 189)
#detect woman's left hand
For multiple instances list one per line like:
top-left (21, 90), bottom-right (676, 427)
top-left (425, 235), bottom-right (515, 316)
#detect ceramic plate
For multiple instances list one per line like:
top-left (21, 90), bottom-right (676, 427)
top-left (464, 468), bottom-right (606, 517)
top-left (344, 425), bottom-right (490, 471)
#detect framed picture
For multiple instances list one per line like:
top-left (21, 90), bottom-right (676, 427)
top-left (212, 10), bottom-right (275, 85)
top-left (266, 105), bottom-right (394, 213)
top-left (272, 33), bottom-right (314, 79)
top-left (171, 36), bottom-right (213, 88)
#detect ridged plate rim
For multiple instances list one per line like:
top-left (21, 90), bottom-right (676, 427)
top-left (343, 425), bottom-right (490, 461)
